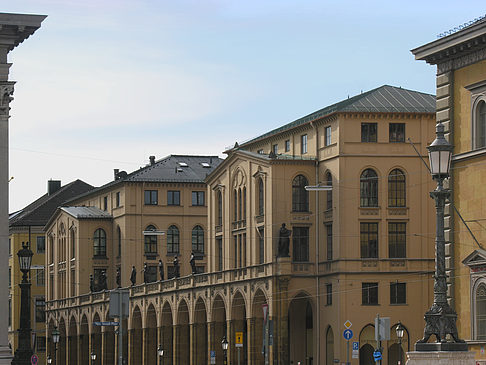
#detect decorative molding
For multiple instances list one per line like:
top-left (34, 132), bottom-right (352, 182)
top-left (0, 82), bottom-right (14, 116)
top-left (438, 47), bottom-right (486, 74)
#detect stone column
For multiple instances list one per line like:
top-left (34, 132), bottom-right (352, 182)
top-left (227, 319), bottom-right (233, 365)
top-left (142, 328), bottom-right (147, 365)
top-left (0, 14), bottom-right (46, 364)
top-left (173, 325), bottom-right (179, 365)
top-left (246, 318), bottom-right (254, 365)
top-left (277, 277), bottom-right (290, 364)
top-left (189, 323), bottom-right (195, 365)
top-left (207, 321), bottom-right (214, 365)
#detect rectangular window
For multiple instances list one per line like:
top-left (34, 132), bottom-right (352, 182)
top-left (389, 222), bottom-right (406, 258)
top-left (217, 238), bottom-right (223, 271)
top-left (192, 191), bottom-right (205, 206)
top-left (326, 283), bottom-right (332, 305)
top-left (389, 123), bottom-right (405, 142)
top-left (35, 298), bottom-right (46, 322)
top-left (167, 190), bottom-right (180, 206)
top-left (37, 236), bottom-right (45, 254)
top-left (8, 298), bottom-right (11, 327)
top-left (362, 283), bottom-right (378, 305)
top-left (326, 224), bottom-right (333, 261)
top-left (293, 227), bottom-right (309, 262)
top-left (272, 144), bottom-right (278, 154)
top-left (234, 235), bottom-right (238, 268)
top-left (360, 222), bottom-right (378, 258)
top-left (49, 274), bottom-right (54, 300)
top-left (285, 140), bottom-right (290, 152)
top-left (103, 196), bottom-right (108, 211)
top-left (145, 266), bottom-right (157, 283)
top-left (301, 134), bottom-right (308, 154)
top-left (116, 192), bottom-right (120, 207)
top-left (325, 126), bottom-right (332, 146)
top-left (8, 267), bottom-right (11, 288)
top-left (37, 268), bottom-right (45, 286)
top-left (390, 282), bottom-right (406, 304)
top-left (167, 266), bottom-right (176, 280)
top-left (144, 190), bottom-right (158, 205)
top-left (37, 336), bottom-right (46, 352)
top-left (259, 228), bottom-right (265, 265)
top-left (361, 123), bottom-right (377, 142)
top-left (71, 269), bottom-right (75, 296)
top-left (8, 238), bottom-right (11, 256)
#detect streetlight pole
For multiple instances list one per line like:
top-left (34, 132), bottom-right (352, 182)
top-left (52, 326), bottom-right (59, 365)
top-left (396, 322), bottom-right (404, 365)
top-left (416, 122), bottom-right (466, 350)
top-left (11, 242), bottom-right (33, 365)
top-left (158, 345), bottom-right (164, 365)
top-left (91, 351), bottom-right (96, 365)
top-left (222, 336), bottom-right (228, 365)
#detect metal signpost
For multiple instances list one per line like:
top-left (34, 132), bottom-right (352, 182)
top-left (374, 315), bottom-right (389, 365)
top-left (110, 289), bottom-right (129, 365)
top-left (352, 341), bottom-right (359, 359)
top-left (210, 350), bottom-right (216, 364)
top-left (235, 331), bottom-right (243, 365)
top-left (343, 329), bottom-right (353, 365)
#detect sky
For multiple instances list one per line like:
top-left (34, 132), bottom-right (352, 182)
top-left (3, 0), bottom-right (484, 212)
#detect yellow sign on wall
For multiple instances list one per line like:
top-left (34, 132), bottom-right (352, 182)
top-left (235, 331), bottom-right (243, 347)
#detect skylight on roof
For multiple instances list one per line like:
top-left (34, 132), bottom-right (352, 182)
top-left (201, 162), bottom-right (210, 168)
top-left (178, 162), bottom-right (188, 167)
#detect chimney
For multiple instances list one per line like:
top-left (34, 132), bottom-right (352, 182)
top-left (47, 180), bottom-right (61, 195)
top-left (114, 169), bottom-right (120, 181)
top-left (149, 156), bottom-right (156, 165)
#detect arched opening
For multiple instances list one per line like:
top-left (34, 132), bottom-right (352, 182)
top-left (388, 169), bottom-right (406, 207)
top-left (145, 304), bottom-right (157, 365)
top-left (68, 316), bottom-right (78, 365)
top-left (288, 292), bottom-right (313, 365)
top-left (212, 294), bottom-right (227, 365)
top-left (231, 291), bottom-right (247, 364)
top-left (252, 289), bottom-right (268, 365)
top-left (194, 297), bottom-right (208, 364)
top-left (91, 313), bottom-right (102, 364)
top-left (359, 324), bottom-right (376, 365)
top-left (80, 315), bottom-right (89, 365)
top-left (58, 318), bottom-right (66, 365)
top-left (292, 175), bottom-right (309, 212)
top-left (360, 169), bottom-right (378, 207)
top-left (161, 301), bottom-right (173, 365)
top-left (326, 326), bottom-right (334, 365)
top-left (388, 323), bottom-right (409, 365)
top-left (176, 300), bottom-right (190, 365)
top-left (130, 306), bottom-right (142, 365)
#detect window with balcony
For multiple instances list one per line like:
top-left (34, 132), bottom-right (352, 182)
top-left (360, 169), bottom-right (378, 207)
top-left (192, 225), bottom-right (204, 253)
top-left (93, 228), bottom-right (106, 257)
top-left (292, 175), bottom-right (309, 212)
top-left (167, 225), bottom-right (180, 254)
top-left (360, 222), bottom-right (378, 258)
top-left (293, 227), bottom-right (309, 262)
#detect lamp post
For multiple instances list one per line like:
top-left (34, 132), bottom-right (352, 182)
top-left (396, 321), bottom-right (404, 365)
top-left (416, 122), bottom-right (465, 350)
top-left (157, 345), bottom-right (164, 365)
top-left (221, 336), bottom-right (228, 365)
top-left (52, 326), bottom-right (60, 365)
top-left (47, 356), bottom-right (52, 364)
top-left (91, 351), bottom-right (96, 365)
top-left (11, 242), bottom-right (33, 365)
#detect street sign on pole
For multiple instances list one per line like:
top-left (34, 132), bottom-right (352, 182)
top-left (343, 329), bottom-right (353, 341)
top-left (210, 350), bottom-right (216, 365)
top-left (344, 320), bottom-right (352, 329)
top-left (94, 321), bottom-right (119, 326)
top-left (235, 332), bottom-right (243, 347)
top-left (30, 354), bottom-right (38, 365)
top-left (374, 316), bottom-right (390, 341)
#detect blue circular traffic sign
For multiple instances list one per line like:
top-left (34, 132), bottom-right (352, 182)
top-left (343, 329), bottom-right (353, 340)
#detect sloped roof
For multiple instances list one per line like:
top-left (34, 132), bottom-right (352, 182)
top-left (9, 180), bottom-right (94, 227)
top-left (60, 206), bottom-right (112, 219)
top-left (66, 155), bottom-right (224, 203)
top-left (238, 85), bottom-right (435, 147)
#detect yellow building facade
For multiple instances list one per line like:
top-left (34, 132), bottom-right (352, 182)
top-left (8, 179), bottom-right (93, 365)
top-left (44, 86), bottom-right (438, 365)
top-left (413, 15), bottom-right (486, 361)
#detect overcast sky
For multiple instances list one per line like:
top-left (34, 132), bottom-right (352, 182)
top-left (4, 0), bottom-right (483, 212)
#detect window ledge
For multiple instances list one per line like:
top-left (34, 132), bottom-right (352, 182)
top-left (166, 252), bottom-right (179, 257)
top-left (93, 256), bottom-right (108, 260)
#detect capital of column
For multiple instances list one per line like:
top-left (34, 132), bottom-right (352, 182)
top-left (0, 81), bottom-right (14, 117)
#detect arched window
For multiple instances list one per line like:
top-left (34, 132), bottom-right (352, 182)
top-left (217, 191), bottom-right (223, 226)
top-left (144, 225), bottom-right (157, 254)
top-left (388, 169), bottom-right (406, 207)
top-left (192, 225), bottom-right (204, 253)
top-left (360, 169), bottom-right (378, 207)
top-left (93, 228), bottom-right (106, 257)
top-left (233, 190), bottom-right (238, 221)
top-left (238, 189), bottom-right (242, 220)
top-left (326, 172), bottom-right (332, 210)
top-left (70, 228), bottom-right (75, 259)
top-left (243, 187), bottom-right (247, 220)
top-left (292, 175), bottom-right (309, 212)
top-left (476, 100), bottom-right (486, 149)
top-left (476, 283), bottom-right (486, 340)
top-left (167, 225), bottom-right (180, 254)
top-left (326, 326), bottom-right (334, 365)
top-left (258, 178), bottom-right (264, 216)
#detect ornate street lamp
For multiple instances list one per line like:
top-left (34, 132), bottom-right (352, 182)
top-left (52, 326), bottom-right (60, 365)
top-left (396, 322), bottom-right (404, 365)
top-left (157, 345), bottom-right (164, 365)
top-left (11, 242), bottom-right (34, 365)
top-left (47, 356), bottom-right (52, 364)
top-left (416, 122), bottom-right (466, 350)
top-left (221, 336), bottom-right (228, 365)
top-left (91, 351), bottom-right (96, 365)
